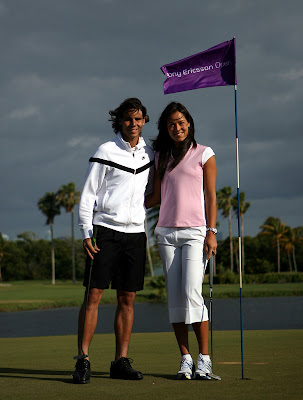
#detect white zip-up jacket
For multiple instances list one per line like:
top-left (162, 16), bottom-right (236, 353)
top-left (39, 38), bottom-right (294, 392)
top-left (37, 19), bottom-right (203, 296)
top-left (79, 133), bottom-right (154, 240)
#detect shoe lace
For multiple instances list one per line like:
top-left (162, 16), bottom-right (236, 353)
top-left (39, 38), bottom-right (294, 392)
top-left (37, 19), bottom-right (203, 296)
top-left (198, 359), bottom-right (212, 373)
top-left (120, 357), bottom-right (133, 368)
top-left (180, 358), bottom-right (193, 371)
top-left (76, 359), bottom-right (89, 370)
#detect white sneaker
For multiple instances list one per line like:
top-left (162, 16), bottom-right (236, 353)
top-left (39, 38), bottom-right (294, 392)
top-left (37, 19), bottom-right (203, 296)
top-left (195, 354), bottom-right (212, 380)
top-left (177, 356), bottom-right (195, 380)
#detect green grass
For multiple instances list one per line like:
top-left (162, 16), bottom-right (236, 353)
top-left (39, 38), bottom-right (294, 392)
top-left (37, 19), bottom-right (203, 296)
top-left (203, 282), bottom-right (303, 298)
top-left (0, 280), bottom-right (155, 312)
top-left (0, 330), bottom-right (302, 400)
top-left (0, 279), bottom-right (302, 312)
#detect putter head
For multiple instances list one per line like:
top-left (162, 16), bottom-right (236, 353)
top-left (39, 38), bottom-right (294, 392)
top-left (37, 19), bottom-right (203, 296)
top-left (73, 354), bottom-right (88, 360)
top-left (207, 372), bottom-right (221, 380)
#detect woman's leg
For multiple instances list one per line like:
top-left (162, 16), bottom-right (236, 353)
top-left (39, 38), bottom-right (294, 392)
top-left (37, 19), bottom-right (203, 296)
top-left (172, 322), bottom-right (189, 355)
top-left (156, 230), bottom-right (195, 378)
top-left (157, 238), bottom-right (185, 325)
top-left (192, 320), bottom-right (209, 355)
top-left (193, 319), bottom-right (213, 379)
top-left (180, 229), bottom-right (211, 376)
top-left (180, 229), bottom-right (214, 378)
top-left (181, 235), bottom-right (206, 325)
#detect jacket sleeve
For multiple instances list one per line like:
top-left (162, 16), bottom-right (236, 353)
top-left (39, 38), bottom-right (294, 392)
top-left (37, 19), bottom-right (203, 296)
top-left (78, 159), bottom-right (107, 240)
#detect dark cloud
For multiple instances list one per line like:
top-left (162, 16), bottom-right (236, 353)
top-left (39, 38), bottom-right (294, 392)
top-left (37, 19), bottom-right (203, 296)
top-left (1, 0), bottom-right (302, 240)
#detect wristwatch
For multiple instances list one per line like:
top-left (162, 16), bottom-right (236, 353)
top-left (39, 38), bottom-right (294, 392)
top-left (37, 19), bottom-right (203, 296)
top-left (206, 227), bottom-right (217, 235)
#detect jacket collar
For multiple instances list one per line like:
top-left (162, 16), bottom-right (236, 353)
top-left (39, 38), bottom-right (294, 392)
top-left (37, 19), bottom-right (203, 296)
top-left (116, 132), bottom-right (145, 152)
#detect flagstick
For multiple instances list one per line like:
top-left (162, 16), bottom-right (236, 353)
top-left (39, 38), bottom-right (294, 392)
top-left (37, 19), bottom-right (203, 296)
top-left (234, 84), bottom-right (244, 380)
top-left (209, 255), bottom-right (214, 362)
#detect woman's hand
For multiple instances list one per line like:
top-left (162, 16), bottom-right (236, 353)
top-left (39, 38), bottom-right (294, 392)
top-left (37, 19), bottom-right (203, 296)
top-left (204, 231), bottom-right (217, 260)
top-left (204, 155), bottom-right (217, 259)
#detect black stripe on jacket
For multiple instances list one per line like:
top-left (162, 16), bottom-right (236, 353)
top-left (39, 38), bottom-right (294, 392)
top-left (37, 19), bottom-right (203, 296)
top-left (89, 157), bottom-right (154, 174)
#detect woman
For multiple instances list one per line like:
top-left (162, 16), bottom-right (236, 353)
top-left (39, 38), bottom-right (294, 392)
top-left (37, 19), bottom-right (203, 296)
top-left (145, 102), bottom-right (218, 380)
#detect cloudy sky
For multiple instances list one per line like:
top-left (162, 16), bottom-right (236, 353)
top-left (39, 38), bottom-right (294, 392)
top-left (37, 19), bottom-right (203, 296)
top-left (1, 0), bottom-right (302, 241)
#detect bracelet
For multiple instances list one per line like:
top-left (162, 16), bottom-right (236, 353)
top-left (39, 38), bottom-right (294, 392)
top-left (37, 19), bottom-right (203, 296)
top-left (206, 227), bottom-right (217, 235)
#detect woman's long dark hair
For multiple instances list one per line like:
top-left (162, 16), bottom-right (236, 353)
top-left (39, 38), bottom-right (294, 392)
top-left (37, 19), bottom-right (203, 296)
top-left (153, 102), bottom-right (197, 180)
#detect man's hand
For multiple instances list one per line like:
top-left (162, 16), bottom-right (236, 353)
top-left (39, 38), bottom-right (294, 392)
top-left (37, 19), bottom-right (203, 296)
top-left (83, 238), bottom-right (100, 260)
top-left (204, 231), bottom-right (217, 260)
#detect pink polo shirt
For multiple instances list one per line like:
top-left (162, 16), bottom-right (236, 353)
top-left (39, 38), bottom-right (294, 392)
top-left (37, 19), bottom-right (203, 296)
top-left (156, 144), bottom-right (215, 227)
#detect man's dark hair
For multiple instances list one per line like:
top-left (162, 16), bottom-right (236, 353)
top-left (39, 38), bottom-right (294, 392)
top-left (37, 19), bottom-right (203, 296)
top-left (109, 98), bottom-right (149, 134)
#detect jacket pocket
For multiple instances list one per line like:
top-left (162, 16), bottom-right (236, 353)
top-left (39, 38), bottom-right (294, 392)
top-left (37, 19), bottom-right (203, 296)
top-left (101, 190), bottom-right (110, 210)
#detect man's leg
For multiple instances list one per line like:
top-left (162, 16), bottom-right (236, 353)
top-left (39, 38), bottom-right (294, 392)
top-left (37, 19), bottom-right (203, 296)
top-left (77, 287), bottom-right (104, 358)
top-left (114, 290), bottom-right (136, 360)
top-left (73, 287), bottom-right (103, 384)
top-left (110, 290), bottom-right (143, 380)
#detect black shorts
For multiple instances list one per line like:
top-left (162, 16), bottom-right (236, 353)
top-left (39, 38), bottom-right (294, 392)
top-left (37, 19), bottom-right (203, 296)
top-left (83, 226), bottom-right (146, 292)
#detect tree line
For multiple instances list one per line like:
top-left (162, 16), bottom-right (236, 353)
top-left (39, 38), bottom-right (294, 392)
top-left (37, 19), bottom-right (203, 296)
top-left (36, 182), bottom-right (80, 284)
top-left (216, 186), bottom-right (302, 275)
top-left (147, 186), bottom-right (302, 276)
top-left (0, 184), bottom-right (302, 283)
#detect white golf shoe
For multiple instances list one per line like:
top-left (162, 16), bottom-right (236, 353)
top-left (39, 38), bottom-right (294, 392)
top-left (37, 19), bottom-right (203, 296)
top-left (195, 354), bottom-right (212, 380)
top-left (177, 356), bottom-right (195, 380)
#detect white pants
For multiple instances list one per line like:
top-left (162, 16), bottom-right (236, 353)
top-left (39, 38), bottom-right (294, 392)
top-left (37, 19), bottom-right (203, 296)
top-left (155, 226), bottom-right (209, 325)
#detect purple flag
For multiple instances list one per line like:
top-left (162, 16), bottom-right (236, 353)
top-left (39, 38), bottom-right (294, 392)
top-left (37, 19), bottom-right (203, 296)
top-left (161, 38), bottom-right (237, 94)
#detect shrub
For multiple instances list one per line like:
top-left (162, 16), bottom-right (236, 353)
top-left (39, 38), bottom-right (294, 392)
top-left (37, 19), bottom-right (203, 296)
top-left (148, 275), bottom-right (167, 301)
top-left (213, 270), bottom-right (239, 284)
top-left (212, 272), bottom-right (303, 284)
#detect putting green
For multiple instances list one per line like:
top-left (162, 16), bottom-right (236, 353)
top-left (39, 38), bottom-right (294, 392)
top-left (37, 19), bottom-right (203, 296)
top-left (0, 330), bottom-right (302, 400)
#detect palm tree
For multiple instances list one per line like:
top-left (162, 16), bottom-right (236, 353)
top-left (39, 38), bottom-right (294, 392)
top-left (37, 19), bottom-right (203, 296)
top-left (260, 217), bottom-right (288, 273)
top-left (281, 226), bottom-right (303, 272)
top-left (38, 192), bottom-right (61, 284)
top-left (216, 187), bottom-right (234, 272)
top-left (57, 183), bottom-right (80, 283)
top-left (212, 221), bottom-right (220, 276)
top-left (282, 230), bottom-right (293, 271)
top-left (291, 227), bottom-right (303, 272)
top-left (231, 192), bottom-right (250, 274)
top-left (0, 233), bottom-right (6, 283)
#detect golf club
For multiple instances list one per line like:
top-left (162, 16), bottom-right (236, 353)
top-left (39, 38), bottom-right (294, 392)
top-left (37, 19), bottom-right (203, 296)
top-left (73, 228), bottom-right (97, 360)
top-left (207, 254), bottom-right (221, 380)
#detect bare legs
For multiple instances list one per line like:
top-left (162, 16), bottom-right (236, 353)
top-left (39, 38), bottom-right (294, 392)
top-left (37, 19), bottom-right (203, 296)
top-left (77, 288), bottom-right (136, 360)
top-left (172, 323), bottom-right (189, 355)
top-left (192, 320), bottom-right (209, 355)
top-left (78, 288), bottom-right (103, 359)
top-left (172, 321), bottom-right (209, 356)
top-left (114, 290), bottom-right (136, 360)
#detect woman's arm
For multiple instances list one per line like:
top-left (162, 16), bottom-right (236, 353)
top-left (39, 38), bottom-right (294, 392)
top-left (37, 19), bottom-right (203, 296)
top-left (145, 167), bottom-right (161, 209)
top-left (204, 155), bottom-right (217, 259)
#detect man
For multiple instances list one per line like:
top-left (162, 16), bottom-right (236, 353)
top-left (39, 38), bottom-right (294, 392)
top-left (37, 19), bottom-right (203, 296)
top-left (73, 98), bottom-right (154, 384)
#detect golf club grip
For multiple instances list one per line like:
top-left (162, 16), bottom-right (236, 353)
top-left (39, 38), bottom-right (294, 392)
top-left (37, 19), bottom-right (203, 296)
top-left (92, 225), bottom-right (97, 247)
top-left (209, 255), bottom-right (213, 288)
